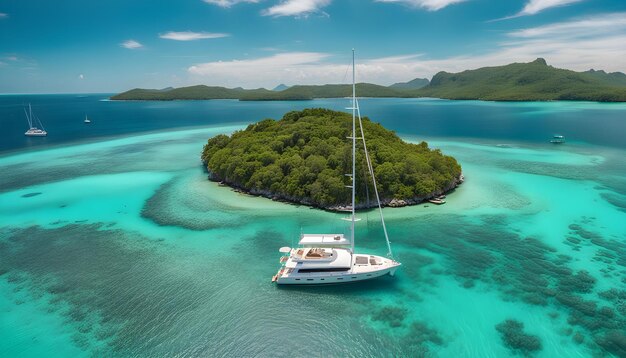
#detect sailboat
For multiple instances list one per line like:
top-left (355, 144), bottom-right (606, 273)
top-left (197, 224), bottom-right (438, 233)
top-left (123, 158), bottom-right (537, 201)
top-left (84, 115), bottom-right (91, 123)
top-left (24, 104), bottom-right (47, 137)
top-left (272, 50), bottom-right (401, 285)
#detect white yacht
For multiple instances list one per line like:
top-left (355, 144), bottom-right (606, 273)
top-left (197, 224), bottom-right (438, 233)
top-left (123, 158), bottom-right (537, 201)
top-left (550, 134), bottom-right (565, 144)
top-left (24, 104), bottom-right (47, 137)
top-left (273, 50), bottom-right (401, 285)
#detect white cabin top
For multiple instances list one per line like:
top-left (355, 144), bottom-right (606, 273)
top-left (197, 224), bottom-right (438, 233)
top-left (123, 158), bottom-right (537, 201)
top-left (299, 234), bottom-right (351, 247)
top-left (285, 248), bottom-right (352, 269)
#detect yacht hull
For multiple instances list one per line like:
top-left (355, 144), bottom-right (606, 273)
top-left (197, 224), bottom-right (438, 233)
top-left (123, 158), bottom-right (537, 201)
top-left (275, 263), bottom-right (399, 285)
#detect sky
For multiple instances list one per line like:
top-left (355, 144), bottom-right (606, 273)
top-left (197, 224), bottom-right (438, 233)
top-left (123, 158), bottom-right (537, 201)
top-left (0, 0), bottom-right (625, 93)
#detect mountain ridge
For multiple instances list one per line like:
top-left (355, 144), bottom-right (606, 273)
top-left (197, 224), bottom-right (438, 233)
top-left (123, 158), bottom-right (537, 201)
top-left (111, 59), bottom-right (626, 102)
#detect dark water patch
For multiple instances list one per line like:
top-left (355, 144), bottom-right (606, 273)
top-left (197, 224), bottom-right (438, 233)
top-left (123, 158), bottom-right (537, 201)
top-left (496, 160), bottom-right (595, 182)
top-left (21, 192), bottom-right (42, 198)
top-left (598, 289), bottom-right (626, 302)
top-left (573, 331), bottom-right (585, 344)
top-left (141, 176), bottom-right (236, 230)
top-left (407, 321), bottom-right (443, 346)
top-left (0, 224), bottom-right (222, 356)
top-left (557, 294), bottom-right (597, 317)
top-left (0, 140), bottom-right (194, 193)
top-left (601, 192), bottom-right (626, 212)
top-left (495, 319), bottom-right (542, 355)
top-left (403, 320), bottom-right (444, 357)
top-left (594, 330), bottom-right (626, 357)
top-left (386, 214), bottom-right (626, 355)
top-left (371, 306), bottom-right (408, 328)
top-left (3, 224), bottom-right (407, 356)
top-left (558, 270), bottom-right (596, 293)
top-left (248, 229), bottom-right (287, 258)
top-left (569, 223), bottom-right (626, 267)
top-left (397, 252), bottom-right (437, 286)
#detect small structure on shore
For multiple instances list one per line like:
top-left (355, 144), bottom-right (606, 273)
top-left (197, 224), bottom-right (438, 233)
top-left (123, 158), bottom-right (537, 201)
top-left (428, 195), bottom-right (446, 205)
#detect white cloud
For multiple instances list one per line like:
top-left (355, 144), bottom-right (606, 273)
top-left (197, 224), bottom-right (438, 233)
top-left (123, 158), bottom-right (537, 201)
top-left (495, 0), bottom-right (584, 20)
top-left (159, 31), bottom-right (230, 41)
top-left (518, 0), bottom-right (583, 16)
top-left (262, 0), bottom-right (331, 17)
top-left (509, 13), bottom-right (626, 38)
top-left (376, 0), bottom-right (467, 11)
top-left (121, 40), bottom-right (143, 49)
top-left (188, 52), bottom-right (333, 86)
top-left (0, 13), bottom-right (7, 19)
top-left (185, 13), bottom-right (626, 88)
top-left (79, 74), bottom-right (84, 80)
top-left (203, 0), bottom-right (259, 8)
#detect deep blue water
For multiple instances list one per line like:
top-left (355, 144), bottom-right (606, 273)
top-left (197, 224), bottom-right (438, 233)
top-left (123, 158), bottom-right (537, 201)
top-left (1, 95), bottom-right (626, 154)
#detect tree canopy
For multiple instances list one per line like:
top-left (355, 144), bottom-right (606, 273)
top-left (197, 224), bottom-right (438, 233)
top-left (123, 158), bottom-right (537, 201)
top-left (201, 108), bottom-right (462, 209)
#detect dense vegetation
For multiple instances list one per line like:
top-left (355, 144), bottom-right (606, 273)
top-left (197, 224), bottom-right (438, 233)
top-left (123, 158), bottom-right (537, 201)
top-left (112, 59), bottom-right (626, 102)
top-left (201, 108), bottom-right (462, 209)
top-left (413, 58), bottom-right (626, 102)
top-left (110, 85), bottom-right (275, 100)
top-left (390, 78), bottom-right (430, 89)
top-left (111, 83), bottom-right (408, 101)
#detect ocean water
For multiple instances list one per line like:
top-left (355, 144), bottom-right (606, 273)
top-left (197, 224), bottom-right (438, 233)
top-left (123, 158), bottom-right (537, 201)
top-left (1, 96), bottom-right (626, 357)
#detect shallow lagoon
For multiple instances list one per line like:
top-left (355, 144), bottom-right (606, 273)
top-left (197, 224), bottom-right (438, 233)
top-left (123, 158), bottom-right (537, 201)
top-left (1, 98), bottom-right (626, 357)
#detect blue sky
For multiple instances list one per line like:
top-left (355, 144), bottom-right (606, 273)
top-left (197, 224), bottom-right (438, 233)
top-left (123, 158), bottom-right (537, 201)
top-left (0, 0), bottom-right (625, 93)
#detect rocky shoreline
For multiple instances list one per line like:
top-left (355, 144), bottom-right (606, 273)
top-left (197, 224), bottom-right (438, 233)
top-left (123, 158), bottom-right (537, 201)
top-left (207, 169), bottom-right (464, 212)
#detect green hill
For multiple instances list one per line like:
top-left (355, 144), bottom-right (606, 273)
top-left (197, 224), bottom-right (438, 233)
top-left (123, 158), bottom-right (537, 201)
top-left (390, 78), bottom-right (430, 89)
top-left (110, 85), bottom-right (274, 100)
top-left (583, 69), bottom-right (626, 87)
top-left (239, 83), bottom-right (407, 100)
top-left (414, 58), bottom-right (626, 102)
top-left (201, 108), bottom-right (462, 210)
top-left (111, 59), bottom-right (626, 102)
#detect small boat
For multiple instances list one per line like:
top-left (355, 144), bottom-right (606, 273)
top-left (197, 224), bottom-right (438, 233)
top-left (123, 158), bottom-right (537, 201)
top-left (550, 135), bottom-right (565, 144)
top-left (272, 50), bottom-right (401, 285)
top-left (84, 115), bottom-right (91, 124)
top-left (428, 198), bottom-right (446, 205)
top-left (24, 104), bottom-right (47, 137)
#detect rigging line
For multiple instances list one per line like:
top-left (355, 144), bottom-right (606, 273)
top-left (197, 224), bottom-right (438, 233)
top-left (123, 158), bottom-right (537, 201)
top-left (341, 56), bottom-right (352, 85)
top-left (23, 107), bottom-right (32, 128)
top-left (35, 115), bottom-right (45, 131)
top-left (355, 99), bottom-right (394, 259)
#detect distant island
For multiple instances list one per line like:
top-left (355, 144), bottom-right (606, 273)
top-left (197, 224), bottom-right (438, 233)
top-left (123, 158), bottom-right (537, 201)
top-left (112, 59), bottom-right (626, 102)
top-left (418, 58), bottom-right (626, 102)
top-left (200, 108), bottom-right (462, 210)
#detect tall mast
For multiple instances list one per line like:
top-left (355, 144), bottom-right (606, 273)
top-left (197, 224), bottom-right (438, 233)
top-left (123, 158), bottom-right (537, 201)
top-left (351, 49), bottom-right (356, 254)
top-left (29, 104), bottom-right (33, 128)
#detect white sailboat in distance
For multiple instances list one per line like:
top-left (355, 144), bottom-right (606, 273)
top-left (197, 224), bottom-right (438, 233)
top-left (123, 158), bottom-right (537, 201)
top-left (273, 50), bottom-right (401, 285)
top-left (84, 115), bottom-right (91, 124)
top-left (24, 104), bottom-right (47, 137)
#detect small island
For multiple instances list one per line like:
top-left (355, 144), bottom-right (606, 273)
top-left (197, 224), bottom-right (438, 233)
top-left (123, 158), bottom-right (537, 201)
top-left (201, 108), bottom-right (462, 210)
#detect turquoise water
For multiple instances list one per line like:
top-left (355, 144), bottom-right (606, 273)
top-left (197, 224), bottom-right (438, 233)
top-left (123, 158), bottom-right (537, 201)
top-left (1, 97), bottom-right (626, 357)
